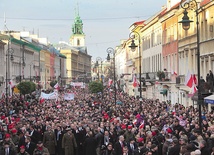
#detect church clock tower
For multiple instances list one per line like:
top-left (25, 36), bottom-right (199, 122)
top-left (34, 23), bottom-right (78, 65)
top-left (70, 10), bottom-right (85, 46)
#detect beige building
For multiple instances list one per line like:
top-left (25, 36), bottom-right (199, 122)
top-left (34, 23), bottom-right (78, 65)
top-left (177, 0), bottom-right (214, 107)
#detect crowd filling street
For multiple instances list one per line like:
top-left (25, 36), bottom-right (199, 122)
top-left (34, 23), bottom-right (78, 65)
top-left (0, 86), bottom-right (214, 155)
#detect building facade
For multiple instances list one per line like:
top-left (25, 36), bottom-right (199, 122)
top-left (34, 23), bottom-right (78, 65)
top-left (0, 31), bottom-right (67, 94)
top-left (58, 11), bottom-right (91, 84)
top-left (113, 0), bottom-right (214, 107)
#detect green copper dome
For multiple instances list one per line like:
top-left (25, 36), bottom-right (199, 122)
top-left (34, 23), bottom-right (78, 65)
top-left (72, 12), bottom-right (84, 35)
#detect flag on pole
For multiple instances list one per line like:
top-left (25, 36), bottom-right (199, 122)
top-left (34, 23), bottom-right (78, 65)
top-left (54, 82), bottom-right (59, 90)
top-left (139, 120), bottom-right (144, 129)
top-left (133, 74), bottom-right (138, 87)
top-left (108, 79), bottom-right (113, 87)
top-left (185, 70), bottom-right (192, 87)
top-left (192, 74), bottom-right (197, 85)
top-left (188, 81), bottom-right (197, 97)
top-left (185, 71), bottom-right (197, 88)
top-left (171, 70), bottom-right (177, 76)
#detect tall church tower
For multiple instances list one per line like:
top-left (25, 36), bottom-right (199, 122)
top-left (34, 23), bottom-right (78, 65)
top-left (70, 9), bottom-right (85, 46)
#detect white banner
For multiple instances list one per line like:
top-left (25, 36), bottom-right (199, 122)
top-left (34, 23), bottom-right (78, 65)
top-left (70, 82), bottom-right (84, 87)
top-left (64, 93), bottom-right (74, 100)
top-left (41, 92), bottom-right (58, 100)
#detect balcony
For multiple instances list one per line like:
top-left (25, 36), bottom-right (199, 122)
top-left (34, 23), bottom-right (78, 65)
top-left (127, 71), bottom-right (173, 86)
top-left (141, 71), bottom-right (172, 82)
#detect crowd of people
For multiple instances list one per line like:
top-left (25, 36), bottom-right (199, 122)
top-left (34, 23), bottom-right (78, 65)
top-left (0, 86), bottom-right (214, 155)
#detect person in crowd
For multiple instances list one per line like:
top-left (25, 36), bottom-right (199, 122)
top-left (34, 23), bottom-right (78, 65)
top-left (84, 131), bottom-right (97, 155)
top-left (150, 144), bottom-right (158, 155)
top-left (43, 125), bottom-right (56, 155)
top-left (1, 141), bottom-right (16, 155)
top-left (54, 126), bottom-right (64, 155)
top-left (29, 125), bottom-right (39, 144)
top-left (17, 145), bottom-right (29, 155)
top-left (1, 85), bottom-right (214, 155)
top-left (71, 122), bottom-right (86, 155)
top-left (95, 127), bottom-right (104, 155)
top-left (199, 140), bottom-right (210, 155)
top-left (3, 133), bottom-right (16, 151)
top-left (25, 137), bottom-right (36, 155)
top-left (133, 142), bottom-right (144, 155)
top-left (122, 146), bottom-right (130, 155)
top-left (62, 127), bottom-right (77, 155)
top-left (162, 134), bottom-right (172, 155)
top-left (209, 70), bottom-right (214, 91)
top-left (33, 141), bottom-right (49, 155)
top-left (102, 143), bottom-right (114, 155)
top-left (10, 128), bottom-right (19, 151)
top-left (168, 139), bottom-right (180, 155)
top-left (124, 125), bottom-right (135, 143)
top-left (114, 135), bottom-right (126, 155)
top-left (127, 138), bottom-right (137, 155)
top-left (102, 130), bottom-right (113, 147)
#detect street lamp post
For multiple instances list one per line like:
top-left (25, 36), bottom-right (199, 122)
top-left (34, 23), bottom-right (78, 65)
top-left (179, 0), bottom-right (202, 133)
top-left (5, 48), bottom-right (14, 105)
top-left (13, 55), bottom-right (26, 83)
top-left (95, 57), bottom-right (102, 81)
top-left (107, 47), bottom-right (116, 105)
top-left (30, 63), bottom-right (35, 81)
top-left (129, 31), bottom-right (142, 104)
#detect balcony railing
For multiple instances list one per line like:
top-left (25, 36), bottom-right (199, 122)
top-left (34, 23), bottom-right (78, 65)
top-left (141, 71), bottom-right (172, 82)
top-left (127, 71), bottom-right (173, 85)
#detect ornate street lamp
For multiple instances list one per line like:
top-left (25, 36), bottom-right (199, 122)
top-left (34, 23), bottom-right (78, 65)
top-left (106, 47), bottom-right (116, 105)
top-left (129, 31), bottom-right (142, 104)
top-left (5, 48), bottom-right (14, 105)
top-left (96, 57), bottom-right (102, 81)
top-left (30, 62), bottom-right (35, 81)
top-left (179, 0), bottom-right (202, 133)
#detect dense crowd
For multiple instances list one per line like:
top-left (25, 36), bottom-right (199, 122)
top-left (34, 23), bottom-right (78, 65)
top-left (0, 86), bottom-right (214, 155)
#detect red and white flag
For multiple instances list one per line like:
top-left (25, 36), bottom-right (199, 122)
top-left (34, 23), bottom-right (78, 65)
top-left (132, 119), bottom-right (137, 125)
top-left (108, 79), bottom-right (113, 87)
top-left (155, 81), bottom-right (159, 85)
top-left (193, 74), bottom-right (197, 85)
top-left (9, 80), bottom-right (14, 88)
top-left (185, 70), bottom-right (192, 87)
top-left (1, 92), bottom-right (5, 99)
top-left (185, 71), bottom-right (197, 88)
top-left (188, 82), bottom-right (197, 97)
top-left (172, 108), bottom-right (176, 115)
top-left (171, 70), bottom-right (177, 76)
top-left (133, 74), bottom-right (138, 87)
top-left (39, 98), bottom-right (45, 104)
top-left (139, 120), bottom-right (144, 129)
top-left (54, 82), bottom-right (59, 90)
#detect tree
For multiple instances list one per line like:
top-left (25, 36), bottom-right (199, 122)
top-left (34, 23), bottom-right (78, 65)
top-left (50, 80), bottom-right (57, 88)
top-left (17, 81), bottom-right (36, 95)
top-left (89, 81), bottom-right (103, 93)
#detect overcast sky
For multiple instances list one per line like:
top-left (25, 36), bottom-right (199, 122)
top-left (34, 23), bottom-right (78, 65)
top-left (0, 0), bottom-right (166, 60)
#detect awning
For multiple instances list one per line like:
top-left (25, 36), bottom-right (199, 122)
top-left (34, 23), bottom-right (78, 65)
top-left (204, 94), bottom-right (214, 104)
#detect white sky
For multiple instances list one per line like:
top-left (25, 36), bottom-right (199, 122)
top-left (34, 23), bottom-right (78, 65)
top-left (0, 0), bottom-right (166, 59)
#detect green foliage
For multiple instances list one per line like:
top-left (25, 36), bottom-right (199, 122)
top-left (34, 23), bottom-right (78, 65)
top-left (89, 81), bottom-right (103, 93)
top-left (50, 80), bottom-right (57, 88)
top-left (17, 81), bottom-right (36, 95)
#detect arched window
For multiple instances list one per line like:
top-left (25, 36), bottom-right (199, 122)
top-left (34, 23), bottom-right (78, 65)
top-left (77, 39), bottom-right (80, 46)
